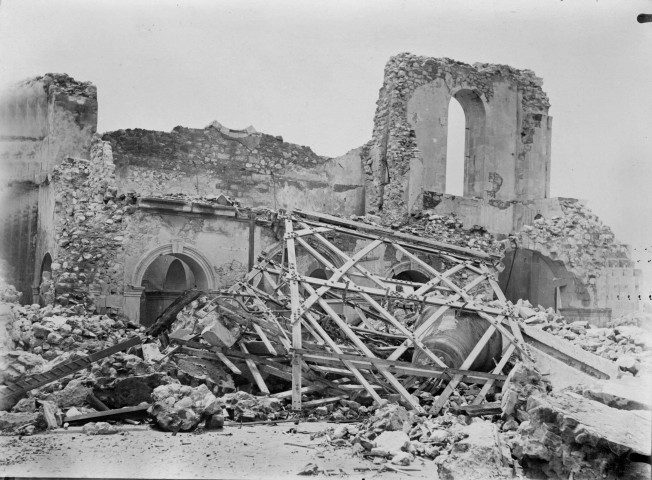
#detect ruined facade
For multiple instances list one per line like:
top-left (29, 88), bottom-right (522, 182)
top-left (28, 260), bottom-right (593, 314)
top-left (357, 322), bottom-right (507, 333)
top-left (0, 54), bottom-right (640, 324)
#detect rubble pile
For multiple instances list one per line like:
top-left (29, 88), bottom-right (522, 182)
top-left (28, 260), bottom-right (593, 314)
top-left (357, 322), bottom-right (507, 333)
top-left (501, 362), bottom-right (651, 479)
top-left (516, 198), bottom-right (630, 284)
top-left (351, 211), bottom-right (506, 257)
top-left (2, 302), bottom-right (143, 360)
top-left (315, 402), bottom-right (509, 477)
top-left (513, 299), bottom-right (652, 375)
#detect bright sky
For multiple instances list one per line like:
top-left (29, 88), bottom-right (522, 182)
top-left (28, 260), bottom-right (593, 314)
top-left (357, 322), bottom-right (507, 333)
top-left (1, 0), bottom-right (651, 290)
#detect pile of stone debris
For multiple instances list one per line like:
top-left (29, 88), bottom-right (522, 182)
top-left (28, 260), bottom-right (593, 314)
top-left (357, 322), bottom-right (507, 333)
top-left (1, 276), bottom-right (651, 479)
top-left (516, 198), bottom-right (630, 284)
top-left (306, 361), bottom-right (650, 479)
top-left (350, 211), bottom-right (506, 257)
top-left (512, 299), bottom-right (652, 375)
top-left (0, 288), bottom-right (375, 437)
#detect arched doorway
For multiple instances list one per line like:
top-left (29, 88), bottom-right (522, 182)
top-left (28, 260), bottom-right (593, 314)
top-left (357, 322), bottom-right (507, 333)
top-left (129, 243), bottom-right (217, 326)
top-left (139, 254), bottom-right (205, 327)
top-left (499, 248), bottom-right (587, 310)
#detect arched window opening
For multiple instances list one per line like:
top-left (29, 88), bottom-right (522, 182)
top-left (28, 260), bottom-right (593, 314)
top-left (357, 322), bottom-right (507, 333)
top-left (445, 97), bottom-right (466, 196)
top-left (393, 269), bottom-right (429, 284)
top-left (38, 253), bottom-right (54, 306)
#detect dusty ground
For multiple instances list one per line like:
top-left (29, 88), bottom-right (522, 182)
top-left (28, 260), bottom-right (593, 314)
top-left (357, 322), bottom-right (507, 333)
top-left (0, 421), bottom-right (438, 479)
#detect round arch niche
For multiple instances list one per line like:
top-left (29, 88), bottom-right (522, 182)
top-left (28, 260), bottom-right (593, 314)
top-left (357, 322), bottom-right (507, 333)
top-left (131, 244), bottom-right (216, 327)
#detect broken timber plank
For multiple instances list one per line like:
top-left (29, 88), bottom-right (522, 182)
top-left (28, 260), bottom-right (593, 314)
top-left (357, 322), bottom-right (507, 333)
top-left (301, 396), bottom-right (347, 408)
top-left (521, 324), bottom-right (619, 380)
top-left (239, 343), bottom-right (270, 395)
top-left (285, 216), bottom-right (304, 410)
top-left (64, 404), bottom-right (150, 424)
top-left (295, 349), bottom-right (506, 384)
top-left (450, 402), bottom-right (502, 417)
top-left (302, 283), bottom-right (423, 413)
top-left (0, 336), bottom-right (141, 403)
top-left (291, 209), bottom-right (498, 260)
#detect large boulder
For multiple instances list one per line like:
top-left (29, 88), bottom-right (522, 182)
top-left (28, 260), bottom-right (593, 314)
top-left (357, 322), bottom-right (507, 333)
top-left (148, 384), bottom-right (220, 432)
top-left (45, 378), bottom-right (94, 409)
top-left (438, 420), bottom-right (508, 480)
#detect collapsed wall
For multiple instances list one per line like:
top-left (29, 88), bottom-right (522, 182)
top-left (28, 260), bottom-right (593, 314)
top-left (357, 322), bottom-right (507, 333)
top-left (42, 137), bottom-right (128, 309)
top-left (103, 122), bottom-right (365, 217)
top-left (0, 74), bottom-right (98, 304)
top-left (364, 53), bottom-right (551, 224)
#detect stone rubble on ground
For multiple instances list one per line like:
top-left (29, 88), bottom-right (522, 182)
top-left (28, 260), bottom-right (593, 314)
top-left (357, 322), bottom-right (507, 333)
top-left (511, 298), bottom-right (652, 375)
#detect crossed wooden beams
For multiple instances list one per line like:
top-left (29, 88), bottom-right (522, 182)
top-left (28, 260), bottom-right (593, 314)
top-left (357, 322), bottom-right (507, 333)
top-left (214, 209), bottom-right (530, 414)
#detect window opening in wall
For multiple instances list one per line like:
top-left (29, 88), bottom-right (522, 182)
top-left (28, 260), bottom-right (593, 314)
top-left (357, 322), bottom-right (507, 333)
top-left (445, 97), bottom-right (466, 196)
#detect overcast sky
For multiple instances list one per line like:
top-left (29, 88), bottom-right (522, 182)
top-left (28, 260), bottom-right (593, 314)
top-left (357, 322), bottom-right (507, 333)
top-left (1, 0), bottom-right (651, 290)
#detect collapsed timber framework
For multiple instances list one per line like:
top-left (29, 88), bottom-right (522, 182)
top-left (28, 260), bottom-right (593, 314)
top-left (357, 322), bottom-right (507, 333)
top-left (172, 209), bottom-right (535, 414)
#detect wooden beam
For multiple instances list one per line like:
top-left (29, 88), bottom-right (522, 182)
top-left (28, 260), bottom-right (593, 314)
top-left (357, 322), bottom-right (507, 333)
top-left (301, 282), bottom-right (423, 412)
top-left (285, 217), bottom-right (304, 409)
top-left (295, 349), bottom-right (506, 384)
top-left (64, 405), bottom-right (150, 424)
top-left (240, 343), bottom-right (270, 395)
top-left (291, 209), bottom-right (498, 260)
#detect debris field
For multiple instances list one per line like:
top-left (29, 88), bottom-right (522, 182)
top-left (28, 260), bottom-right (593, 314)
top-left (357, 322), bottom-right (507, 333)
top-left (1, 210), bottom-right (650, 479)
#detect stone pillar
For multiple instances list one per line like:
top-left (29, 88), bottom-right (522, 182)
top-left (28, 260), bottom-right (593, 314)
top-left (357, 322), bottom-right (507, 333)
top-left (123, 286), bottom-right (145, 324)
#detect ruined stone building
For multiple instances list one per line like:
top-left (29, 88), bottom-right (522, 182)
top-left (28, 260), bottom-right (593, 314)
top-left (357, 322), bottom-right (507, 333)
top-left (0, 53), bottom-right (641, 326)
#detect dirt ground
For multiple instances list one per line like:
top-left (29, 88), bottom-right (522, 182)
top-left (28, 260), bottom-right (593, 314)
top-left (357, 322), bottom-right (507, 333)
top-left (0, 421), bottom-right (439, 479)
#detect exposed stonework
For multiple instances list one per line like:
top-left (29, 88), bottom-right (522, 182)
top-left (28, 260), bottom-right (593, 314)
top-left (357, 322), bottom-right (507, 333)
top-left (103, 125), bottom-right (365, 217)
top-left (366, 53), bottom-right (551, 224)
top-left (46, 137), bottom-right (128, 308)
top-left (0, 58), bottom-right (642, 330)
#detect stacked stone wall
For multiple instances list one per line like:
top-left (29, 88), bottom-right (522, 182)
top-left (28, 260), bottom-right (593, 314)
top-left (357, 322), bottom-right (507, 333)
top-left (48, 137), bottom-right (130, 308)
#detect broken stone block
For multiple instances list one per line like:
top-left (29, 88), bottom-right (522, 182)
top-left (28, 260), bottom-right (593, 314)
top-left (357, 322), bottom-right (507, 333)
top-left (501, 361), bottom-right (549, 419)
top-left (201, 317), bottom-right (238, 348)
top-left (509, 390), bottom-right (651, 478)
top-left (141, 343), bottom-right (164, 363)
top-left (0, 411), bottom-right (41, 430)
top-left (45, 378), bottom-right (93, 409)
top-left (390, 452), bottom-right (413, 465)
top-left (438, 420), bottom-right (504, 480)
top-left (148, 383), bottom-right (218, 432)
top-left (11, 397), bottom-right (36, 413)
top-left (32, 323), bottom-right (53, 339)
top-left (94, 373), bottom-right (176, 408)
top-left (82, 421), bottom-right (119, 435)
top-left (374, 430), bottom-right (410, 455)
top-left (616, 355), bottom-right (639, 375)
top-left (205, 413), bottom-right (224, 430)
top-left (370, 403), bottom-right (413, 432)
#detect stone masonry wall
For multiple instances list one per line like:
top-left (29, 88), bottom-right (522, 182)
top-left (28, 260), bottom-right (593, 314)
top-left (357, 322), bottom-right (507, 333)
top-left (103, 125), bottom-right (365, 217)
top-left (48, 137), bottom-right (130, 309)
top-left (365, 53), bottom-right (551, 225)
